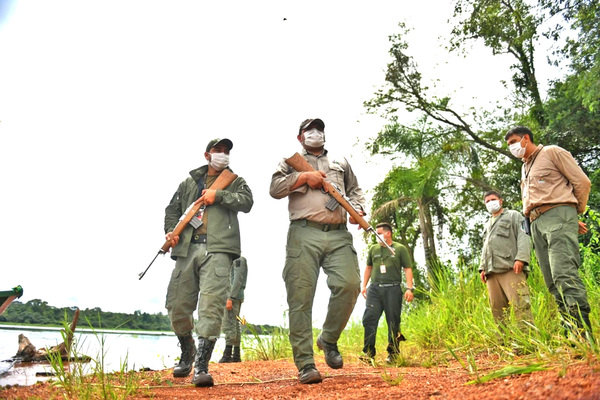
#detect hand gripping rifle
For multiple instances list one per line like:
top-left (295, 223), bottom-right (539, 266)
top-left (285, 153), bottom-right (395, 255)
top-left (139, 169), bottom-right (238, 280)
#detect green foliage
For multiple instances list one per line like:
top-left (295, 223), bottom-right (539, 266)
top-left (0, 302), bottom-right (172, 331)
top-left (242, 316), bottom-right (292, 361)
top-left (450, 0), bottom-right (545, 125)
top-left (466, 363), bottom-right (547, 385)
top-left (365, 0), bottom-right (600, 264)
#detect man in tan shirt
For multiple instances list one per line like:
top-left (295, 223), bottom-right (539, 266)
top-left (270, 118), bottom-right (366, 384)
top-left (505, 126), bottom-right (592, 335)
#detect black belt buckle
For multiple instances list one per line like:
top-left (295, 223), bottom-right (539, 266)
top-left (323, 224), bottom-right (331, 232)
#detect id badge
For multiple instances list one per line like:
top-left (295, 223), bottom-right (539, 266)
top-left (380, 264), bottom-right (386, 274)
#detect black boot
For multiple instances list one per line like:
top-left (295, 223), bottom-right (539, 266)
top-left (192, 337), bottom-right (216, 387)
top-left (218, 345), bottom-right (233, 363)
top-left (173, 334), bottom-right (196, 378)
top-left (231, 345), bottom-right (241, 362)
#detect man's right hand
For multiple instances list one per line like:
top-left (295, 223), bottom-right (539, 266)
top-left (166, 231), bottom-right (179, 249)
top-left (480, 271), bottom-right (487, 283)
top-left (303, 171), bottom-right (327, 190)
top-left (361, 286), bottom-right (367, 299)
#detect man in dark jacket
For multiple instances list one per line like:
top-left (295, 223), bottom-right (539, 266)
top-left (164, 138), bottom-right (253, 387)
top-left (479, 190), bottom-right (532, 327)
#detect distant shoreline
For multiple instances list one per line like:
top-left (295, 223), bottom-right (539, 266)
top-left (0, 324), bottom-right (175, 337)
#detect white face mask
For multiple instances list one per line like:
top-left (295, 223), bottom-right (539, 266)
top-left (303, 128), bottom-right (325, 148)
top-left (485, 200), bottom-right (501, 214)
top-left (509, 138), bottom-right (526, 158)
top-left (208, 152), bottom-right (229, 171)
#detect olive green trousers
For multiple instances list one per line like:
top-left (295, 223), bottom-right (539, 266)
top-left (165, 243), bottom-right (233, 340)
top-left (221, 299), bottom-right (243, 346)
top-left (531, 206), bottom-right (591, 328)
top-left (283, 221), bottom-right (361, 370)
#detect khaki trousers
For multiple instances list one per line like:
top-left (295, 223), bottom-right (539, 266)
top-left (486, 270), bottom-right (532, 325)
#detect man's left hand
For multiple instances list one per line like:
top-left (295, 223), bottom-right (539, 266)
top-left (513, 260), bottom-right (525, 274)
top-left (578, 221), bottom-right (588, 234)
top-left (349, 209), bottom-right (364, 226)
top-left (199, 189), bottom-right (217, 205)
top-left (226, 299), bottom-right (233, 311)
top-left (404, 289), bottom-right (414, 302)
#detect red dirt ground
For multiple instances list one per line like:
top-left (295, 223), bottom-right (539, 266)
top-left (2, 356), bottom-right (599, 399)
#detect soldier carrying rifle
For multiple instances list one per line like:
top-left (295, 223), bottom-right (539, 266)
top-left (270, 118), bottom-right (367, 384)
top-left (163, 138), bottom-right (253, 387)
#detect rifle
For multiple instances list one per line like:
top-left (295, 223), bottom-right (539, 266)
top-left (285, 153), bottom-right (395, 255)
top-left (139, 169), bottom-right (238, 280)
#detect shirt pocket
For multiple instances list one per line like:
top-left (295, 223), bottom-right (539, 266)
top-left (495, 221), bottom-right (511, 238)
top-left (530, 169), bottom-right (556, 188)
top-left (327, 162), bottom-right (346, 192)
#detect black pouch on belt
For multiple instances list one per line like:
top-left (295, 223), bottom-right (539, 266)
top-left (522, 216), bottom-right (531, 236)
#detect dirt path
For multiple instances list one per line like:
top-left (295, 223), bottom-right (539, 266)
top-left (2, 357), bottom-right (599, 399)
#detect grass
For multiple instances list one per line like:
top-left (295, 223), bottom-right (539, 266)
top-left (36, 220), bottom-right (600, 394)
top-left (44, 315), bottom-right (142, 399)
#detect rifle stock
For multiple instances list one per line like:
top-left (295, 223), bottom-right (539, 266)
top-left (139, 169), bottom-right (238, 280)
top-left (285, 153), bottom-right (395, 255)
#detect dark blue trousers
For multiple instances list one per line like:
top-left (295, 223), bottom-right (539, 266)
top-left (362, 284), bottom-right (403, 357)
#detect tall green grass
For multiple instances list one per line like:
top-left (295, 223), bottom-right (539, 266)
top-left (45, 315), bottom-right (142, 399)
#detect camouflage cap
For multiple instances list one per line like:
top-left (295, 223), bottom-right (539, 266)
top-left (298, 118), bottom-right (325, 134)
top-left (205, 138), bottom-right (233, 152)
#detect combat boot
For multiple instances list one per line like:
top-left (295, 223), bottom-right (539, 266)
top-left (173, 334), bottom-right (196, 377)
top-left (231, 345), bottom-right (241, 362)
top-left (192, 337), bottom-right (216, 387)
top-left (218, 345), bottom-right (233, 363)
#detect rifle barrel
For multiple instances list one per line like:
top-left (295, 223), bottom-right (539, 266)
top-left (139, 250), bottom-right (165, 280)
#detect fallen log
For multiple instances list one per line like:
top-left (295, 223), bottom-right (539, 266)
top-left (13, 308), bottom-right (90, 363)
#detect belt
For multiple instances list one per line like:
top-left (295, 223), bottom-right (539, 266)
top-left (529, 203), bottom-right (575, 222)
top-left (291, 219), bottom-right (347, 232)
top-left (376, 283), bottom-right (400, 287)
top-left (191, 234), bottom-right (207, 244)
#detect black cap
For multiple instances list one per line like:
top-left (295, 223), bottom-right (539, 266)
top-left (298, 118), bottom-right (325, 134)
top-left (205, 138), bottom-right (233, 152)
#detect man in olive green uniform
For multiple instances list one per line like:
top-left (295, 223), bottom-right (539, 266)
top-left (479, 191), bottom-right (533, 326)
top-left (164, 138), bottom-right (253, 387)
top-left (361, 223), bottom-right (413, 364)
top-left (505, 126), bottom-right (592, 334)
top-left (218, 256), bottom-right (248, 363)
top-left (270, 118), bottom-right (365, 384)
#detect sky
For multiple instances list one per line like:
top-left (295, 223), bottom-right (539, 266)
top-left (0, 1), bottom-right (524, 327)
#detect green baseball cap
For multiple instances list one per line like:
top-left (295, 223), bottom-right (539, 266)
top-left (205, 138), bottom-right (233, 152)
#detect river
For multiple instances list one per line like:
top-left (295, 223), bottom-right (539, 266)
top-left (0, 325), bottom-right (229, 386)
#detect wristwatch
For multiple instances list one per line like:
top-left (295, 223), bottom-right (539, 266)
top-left (406, 287), bottom-right (414, 291)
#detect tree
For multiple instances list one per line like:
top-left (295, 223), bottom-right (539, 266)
top-left (450, 0), bottom-right (545, 127)
top-left (364, 0), bottom-right (599, 265)
top-left (367, 118), bottom-right (475, 282)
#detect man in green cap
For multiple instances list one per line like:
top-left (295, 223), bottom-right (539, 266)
top-left (270, 118), bottom-right (366, 384)
top-left (164, 138), bottom-right (253, 387)
top-left (505, 126), bottom-right (592, 336)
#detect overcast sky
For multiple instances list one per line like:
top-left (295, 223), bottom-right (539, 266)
top-left (0, 0), bottom-right (524, 327)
